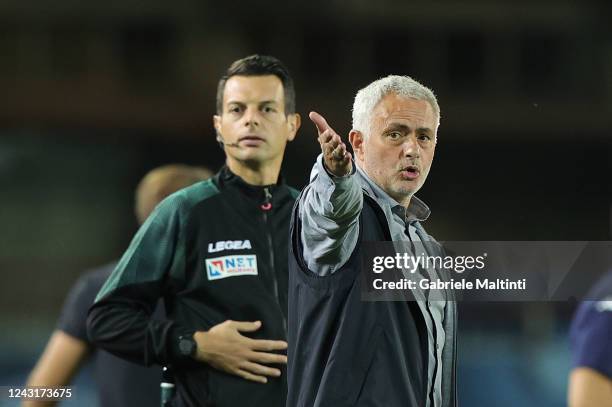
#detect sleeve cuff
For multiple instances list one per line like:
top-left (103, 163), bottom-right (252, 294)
top-left (317, 153), bottom-right (355, 180)
top-left (168, 324), bottom-right (196, 364)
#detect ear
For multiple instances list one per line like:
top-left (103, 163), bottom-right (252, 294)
top-left (286, 113), bottom-right (301, 142)
top-left (213, 115), bottom-right (222, 141)
top-left (349, 129), bottom-right (365, 162)
top-left (213, 115), bottom-right (221, 132)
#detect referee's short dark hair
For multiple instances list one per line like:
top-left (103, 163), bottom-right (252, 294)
top-left (216, 54), bottom-right (296, 115)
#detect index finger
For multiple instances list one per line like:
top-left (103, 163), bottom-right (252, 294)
top-left (248, 339), bottom-right (288, 351)
top-left (309, 111), bottom-right (331, 135)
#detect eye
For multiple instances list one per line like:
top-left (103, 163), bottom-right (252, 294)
top-left (228, 105), bottom-right (242, 114)
top-left (262, 106), bottom-right (276, 113)
top-left (387, 131), bottom-right (402, 140)
top-left (418, 133), bottom-right (431, 142)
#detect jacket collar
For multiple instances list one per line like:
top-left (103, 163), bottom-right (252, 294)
top-left (214, 165), bottom-right (286, 201)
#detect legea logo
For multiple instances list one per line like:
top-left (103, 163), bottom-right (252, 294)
top-left (206, 255), bottom-right (258, 280)
top-left (208, 240), bottom-right (252, 253)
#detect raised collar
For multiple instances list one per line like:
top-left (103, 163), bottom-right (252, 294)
top-left (214, 165), bottom-right (286, 201)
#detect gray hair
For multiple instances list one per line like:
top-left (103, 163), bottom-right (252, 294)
top-left (352, 75), bottom-right (440, 137)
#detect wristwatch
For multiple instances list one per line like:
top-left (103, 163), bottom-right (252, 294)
top-left (178, 334), bottom-right (197, 358)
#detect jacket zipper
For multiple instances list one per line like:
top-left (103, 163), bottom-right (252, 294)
top-left (261, 187), bottom-right (287, 334)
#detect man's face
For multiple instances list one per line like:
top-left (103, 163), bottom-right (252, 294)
top-left (214, 75), bottom-right (298, 168)
top-left (352, 94), bottom-right (438, 206)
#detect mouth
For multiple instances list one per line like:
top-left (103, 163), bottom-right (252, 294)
top-left (239, 135), bottom-right (265, 142)
top-left (237, 135), bottom-right (266, 147)
top-left (399, 165), bottom-right (420, 180)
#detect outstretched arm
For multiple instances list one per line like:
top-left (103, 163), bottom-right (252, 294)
top-left (299, 111), bottom-right (363, 276)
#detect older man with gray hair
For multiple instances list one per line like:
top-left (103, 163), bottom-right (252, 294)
top-left (287, 75), bottom-right (457, 407)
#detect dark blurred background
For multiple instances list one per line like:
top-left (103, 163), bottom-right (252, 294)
top-left (1, 0), bottom-right (611, 405)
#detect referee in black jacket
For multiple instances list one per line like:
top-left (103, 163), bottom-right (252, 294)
top-left (87, 55), bottom-right (301, 407)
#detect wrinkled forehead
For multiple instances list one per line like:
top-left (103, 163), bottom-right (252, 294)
top-left (372, 94), bottom-right (437, 129)
top-left (223, 75), bottom-right (285, 105)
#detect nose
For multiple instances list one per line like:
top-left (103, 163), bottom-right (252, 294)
top-left (401, 134), bottom-right (421, 158)
top-left (243, 106), bottom-right (260, 128)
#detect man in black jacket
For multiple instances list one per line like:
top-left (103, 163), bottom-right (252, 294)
top-left (87, 55), bottom-right (301, 407)
top-left (288, 75), bottom-right (457, 407)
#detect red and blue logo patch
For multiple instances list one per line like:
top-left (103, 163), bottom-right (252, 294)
top-left (205, 255), bottom-right (258, 280)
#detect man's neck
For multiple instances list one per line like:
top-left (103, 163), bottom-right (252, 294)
top-left (226, 159), bottom-right (280, 186)
top-left (355, 162), bottom-right (412, 208)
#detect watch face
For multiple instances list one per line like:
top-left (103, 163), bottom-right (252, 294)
top-left (179, 336), bottom-right (195, 356)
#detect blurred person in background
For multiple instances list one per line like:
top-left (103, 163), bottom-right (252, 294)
top-left (23, 164), bottom-right (213, 407)
top-left (568, 269), bottom-right (612, 406)
top-left (87, 55), bottom-right (301, 407)
top-left (287, 75), bottom-right (456, 407)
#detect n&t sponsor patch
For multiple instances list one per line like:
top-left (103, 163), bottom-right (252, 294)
top-left (205, 255), bottom-right (258, 280)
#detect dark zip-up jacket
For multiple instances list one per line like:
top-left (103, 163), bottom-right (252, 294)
top-left (87, 166), bottom-right (298, 407)
top-left (287, 194), bottom-right (457, 407)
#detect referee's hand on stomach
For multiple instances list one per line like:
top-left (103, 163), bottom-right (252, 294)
top-left (193, 320), bottom-right (287, 384)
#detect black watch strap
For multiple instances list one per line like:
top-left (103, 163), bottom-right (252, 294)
top-left (178, 334), bottom-right (197, 358)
